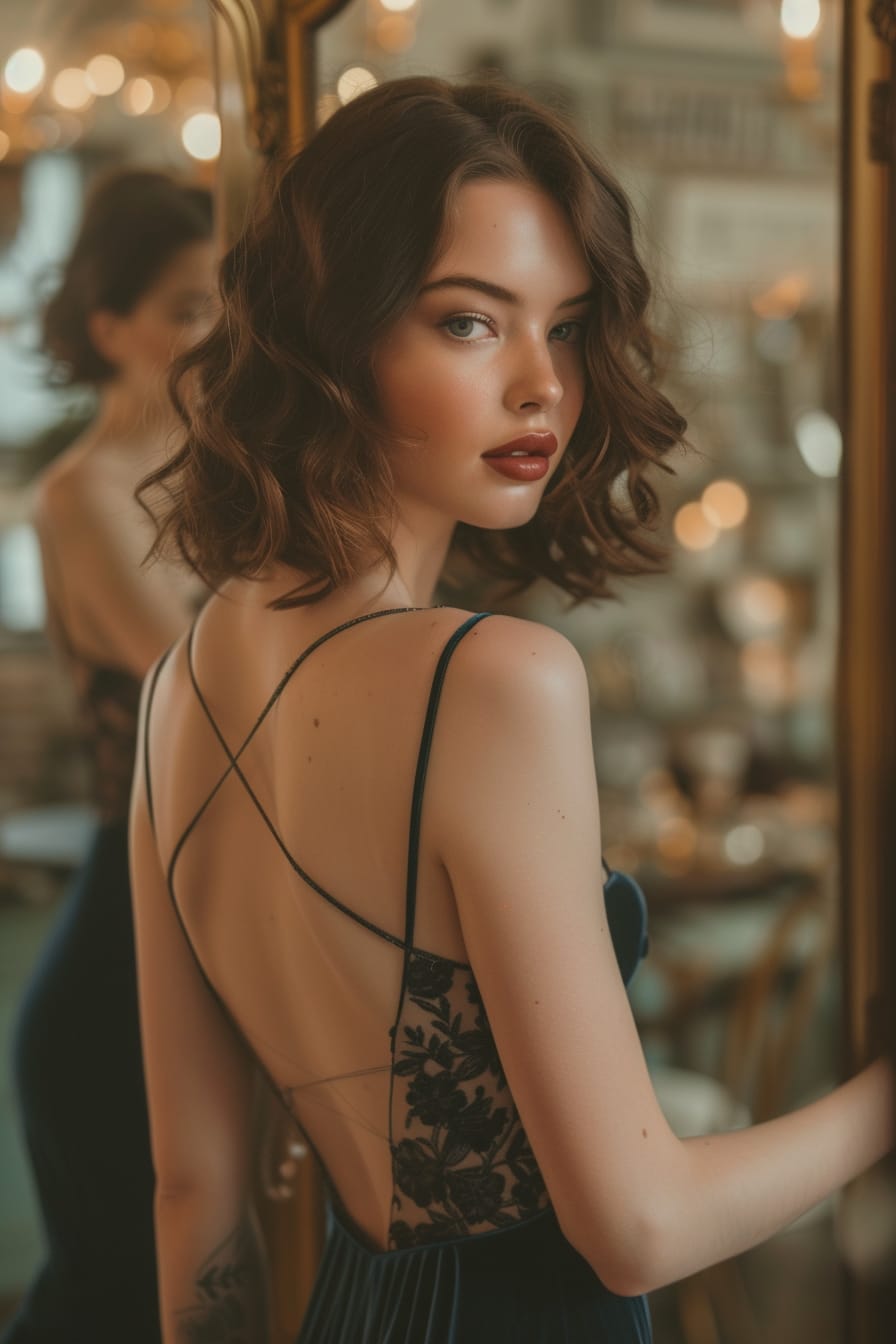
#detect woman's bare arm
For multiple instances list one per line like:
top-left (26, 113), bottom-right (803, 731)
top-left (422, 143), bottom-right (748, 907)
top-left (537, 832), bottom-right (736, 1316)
top-left (431, 614), bottom-right (893, 1297)
top-left (130, 668), bottom-right (271, 1342)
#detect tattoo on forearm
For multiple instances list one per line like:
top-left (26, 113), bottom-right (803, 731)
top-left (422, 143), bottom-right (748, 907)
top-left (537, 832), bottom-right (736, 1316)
top-left (174, 1218), bottom-right (269, 1344)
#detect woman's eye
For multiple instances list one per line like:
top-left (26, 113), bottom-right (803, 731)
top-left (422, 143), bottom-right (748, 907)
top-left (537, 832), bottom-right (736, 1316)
top-left (552, 321), bottom-right (585, 344)
top-left (440, 314), bottom-right (492, 341)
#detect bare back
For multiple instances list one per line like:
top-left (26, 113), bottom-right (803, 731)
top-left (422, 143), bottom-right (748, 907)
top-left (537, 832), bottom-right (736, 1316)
top-left (141, 592), bottom-right (550, 1252)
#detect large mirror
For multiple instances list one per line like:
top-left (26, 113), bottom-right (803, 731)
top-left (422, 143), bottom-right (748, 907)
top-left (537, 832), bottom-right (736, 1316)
top-left (237, 1), bottom-right (890, 1339)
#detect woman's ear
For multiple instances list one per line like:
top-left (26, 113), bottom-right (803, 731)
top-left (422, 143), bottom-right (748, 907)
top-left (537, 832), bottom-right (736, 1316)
top-left (86, 308), bottom-right (125, 370)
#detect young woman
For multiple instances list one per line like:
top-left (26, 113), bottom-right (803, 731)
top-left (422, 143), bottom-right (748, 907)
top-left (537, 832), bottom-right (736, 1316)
top-left (4, 172), bottom-right (215, 1344)
top-left (131, 78), bottom-right (893, 1343)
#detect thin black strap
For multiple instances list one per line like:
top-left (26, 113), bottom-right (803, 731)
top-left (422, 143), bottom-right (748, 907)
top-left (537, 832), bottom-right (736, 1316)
top-left (188, 604), bottom-right (425, 778)
top-left (142, 643), bottom-right (176, 839)
top-left (169, 605), bottom-right (467, 957)
top-left (402, 612), bottom-right (492, 956)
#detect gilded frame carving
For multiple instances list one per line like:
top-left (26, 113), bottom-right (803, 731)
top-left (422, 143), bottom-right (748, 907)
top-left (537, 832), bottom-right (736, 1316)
top-left (207, 0), bottom-right (351, 242)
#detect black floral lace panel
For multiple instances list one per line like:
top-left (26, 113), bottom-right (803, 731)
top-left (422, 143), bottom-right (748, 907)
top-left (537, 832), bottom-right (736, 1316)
top-left (389, 949), bottom-right (548, 1249)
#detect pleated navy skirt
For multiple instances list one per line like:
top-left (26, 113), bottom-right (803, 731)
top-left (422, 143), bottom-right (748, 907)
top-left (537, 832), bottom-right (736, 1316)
top-left (2, 820), bottom-right (160, 1343)
top-left (298, 1202), bottom-right (652, 1343)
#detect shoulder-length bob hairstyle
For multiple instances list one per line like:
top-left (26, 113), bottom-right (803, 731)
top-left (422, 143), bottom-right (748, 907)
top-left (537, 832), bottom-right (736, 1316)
top-left (43, 170), bottom-right (212, 386)
top-left (141, 76), bottom-right (686, 608)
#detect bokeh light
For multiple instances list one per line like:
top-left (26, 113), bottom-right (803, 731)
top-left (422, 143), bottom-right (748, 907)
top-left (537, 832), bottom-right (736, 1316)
top-left (656, 815), bottom-right (698, 866)
top-left (181, 111), bottom-right (221, 161)
top-left (674, 501), bottom-right (719, 551)
top-left (51, 68), bottom-right (94, 112)
top-left (381, 0), bottom-right (417, 10)
top-left (121, 77), bottom-right (155, 116)
top-left (336, 66), bottom-right (378, 105)
top-left (780, 0), bottom-right (821, 40)
top-left (146, 76), bottom-right (172, 114)
top-left (375, 15), bottom-right (417, 51)
top-left (701, 479), bottom-right (749, 530)
top-left (740, 639), bottom-right (793, 707)
top-left (794, 410), bottom-right (842, 478)
top-left (85, 54), bottom-right (125, 96)
top-left (4, 48), bottom-right (45, 95)
top-left (724, 824), bottom-right (765, 866)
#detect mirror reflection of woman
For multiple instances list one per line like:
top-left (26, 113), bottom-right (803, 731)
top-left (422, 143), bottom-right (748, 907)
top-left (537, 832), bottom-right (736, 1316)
top-left (3, 172), bottom-right (215, 1344)
top-left (132, 80), bottom-right (893, 1343)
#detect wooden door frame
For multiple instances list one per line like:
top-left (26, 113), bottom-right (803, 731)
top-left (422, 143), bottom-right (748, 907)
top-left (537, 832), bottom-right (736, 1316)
top-left (840, 2), bottom-right (896, 1337)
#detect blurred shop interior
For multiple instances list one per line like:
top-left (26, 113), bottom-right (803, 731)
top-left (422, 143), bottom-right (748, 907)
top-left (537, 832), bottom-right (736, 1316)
top-left (0, 1), bottom-right (858, 1341)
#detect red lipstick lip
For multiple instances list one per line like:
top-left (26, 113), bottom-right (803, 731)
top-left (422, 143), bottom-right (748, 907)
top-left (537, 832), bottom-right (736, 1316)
top-left (482, 432), bottom-right (558, 458)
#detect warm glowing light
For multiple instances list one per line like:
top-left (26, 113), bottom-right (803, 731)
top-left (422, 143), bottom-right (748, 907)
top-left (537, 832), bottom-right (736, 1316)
top-left (701, 480), bottom-right (749, 531)
top-left (780, 0), bottom-right (821, 40)
top-left (656, 816), bottom-right (697, 865)
top-left (336, 66), bottom-right (377, 105)
top-left (794, 409), bottom-right (842, 478)
top-left (751, 272), bottom-right (810, 320)
top-left (85, 54), bottom-right (125, 96)
top-left (146, 76), bottom-right (172, 114)
top-left (741, 580), bottom-right (789, 631)
top-left (4, 47), bottom-right (45, 94)
top-left (121, 77), bottom-right (155, 116)
top-left (0, 129), bottom-right (10, 160)
top-left (381, 0), bottom-right (417, 10)
top-left (674, 502), bottom-right (718, 551)
top-left (724, 824), bottom-right (765, 866)
top-left (740, 640), bottom-right (793, 707)
top-left (51, 68), bottom-right (93, 111)
top-left (181, 111), bottom-right (221, 161)
top-left (175, 76), bottom-right (215, 110)
top-left (375, 15), bottom-right (417, 51)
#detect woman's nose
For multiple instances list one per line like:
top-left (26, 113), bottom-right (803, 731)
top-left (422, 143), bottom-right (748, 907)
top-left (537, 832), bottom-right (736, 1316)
top-left (504, 338), bottom-right (564, 412)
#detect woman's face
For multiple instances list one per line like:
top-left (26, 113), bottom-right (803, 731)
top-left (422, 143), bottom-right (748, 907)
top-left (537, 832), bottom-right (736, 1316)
top-left (91, 240), bottom-right (218, 403)
top-left (374, 178), bottom-right (593, 536)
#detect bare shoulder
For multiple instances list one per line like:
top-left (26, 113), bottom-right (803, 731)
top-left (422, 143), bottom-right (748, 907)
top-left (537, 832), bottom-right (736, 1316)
top-left (33, 441), bottom-right (105, 533)
top-left (433, 607), bottom-right (589, 714)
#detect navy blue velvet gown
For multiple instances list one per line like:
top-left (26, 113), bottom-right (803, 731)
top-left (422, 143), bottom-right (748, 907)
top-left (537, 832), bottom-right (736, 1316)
top-left (147, 607), bottom-right (652, 1344)
top-left (3, 617), bottom-right (159, 1340)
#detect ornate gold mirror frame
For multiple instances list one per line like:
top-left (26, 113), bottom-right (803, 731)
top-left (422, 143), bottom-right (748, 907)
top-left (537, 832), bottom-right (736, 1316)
top-left (207, 0), bottom-right (345, 241)
top-left (204, 2), bottom-right (896, 1337)
top-left (204, 11), bottom-right (353, 1334)
top-left (841, 3), bottom-right (896, 1338)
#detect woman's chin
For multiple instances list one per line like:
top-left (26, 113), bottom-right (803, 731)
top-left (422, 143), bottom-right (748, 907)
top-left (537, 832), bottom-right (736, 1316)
top-left (460, 495), bottom-right (544, 532)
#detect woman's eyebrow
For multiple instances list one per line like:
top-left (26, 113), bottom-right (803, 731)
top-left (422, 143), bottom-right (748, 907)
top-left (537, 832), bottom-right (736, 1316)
top-left (418, 274), bottom-right (594, 308)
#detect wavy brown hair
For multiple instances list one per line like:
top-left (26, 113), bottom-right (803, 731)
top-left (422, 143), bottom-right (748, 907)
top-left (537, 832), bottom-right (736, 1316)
top-left (43, 171), bottom-right (212, 386)
top-left (140, 75), bottom-right (685, 608)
